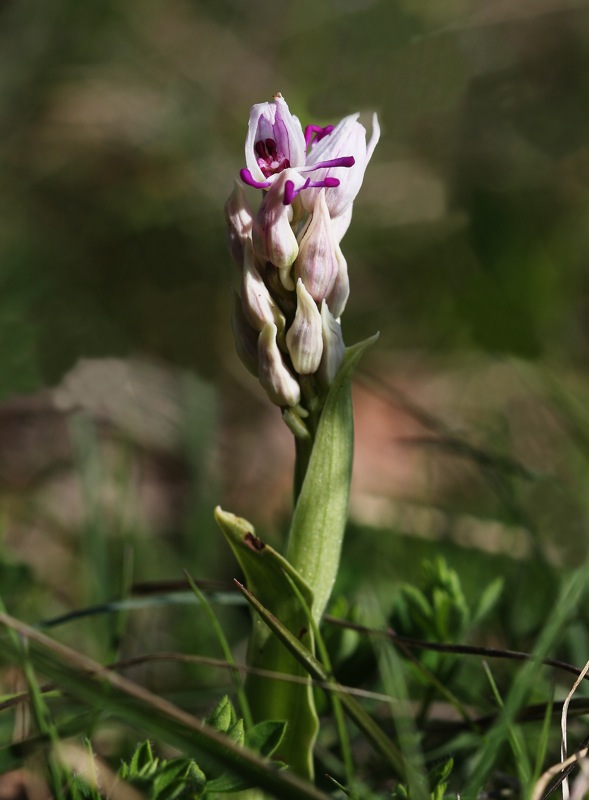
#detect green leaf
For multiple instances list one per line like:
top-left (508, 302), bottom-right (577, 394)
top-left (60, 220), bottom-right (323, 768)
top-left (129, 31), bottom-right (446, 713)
top-left (472, 577), bottom-right (504, 626)
top-left (286, 333), bottom-right (379, 622)
top-left (152, 760), bottom-right (191, 800)
top-left (127, 740), bottom-right (158, 779)
top-left (214, 508), bottom-right (318, 780)
top-left (120, 748), bottom-right (207, 800)
top-left (430, 757), bottom-right (453, 800)
top-left (184, 574), bottom-right (252, 729)
top-left (246, 720), bottom-right (287, 758)
top-left (227, 718), bottom-right (245, 746)
top-left (206, 695), bottom-right (237, 734)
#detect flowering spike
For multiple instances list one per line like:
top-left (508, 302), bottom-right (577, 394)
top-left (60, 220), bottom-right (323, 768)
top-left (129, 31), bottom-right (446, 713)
top-left (286, 279), bottom-right (323, 375)
top-left (227, 94), bottom-right (379, 409)
top-left (241, 239), bottom-right (285, 333)
top-left (294, 190), bottom-right (340, 302)
top-left (258, 322), bottom-right (301, 407)
top-left (225, 180), bottom-right (254, 268)
top-left (318, 301), bottom-right (345, 386)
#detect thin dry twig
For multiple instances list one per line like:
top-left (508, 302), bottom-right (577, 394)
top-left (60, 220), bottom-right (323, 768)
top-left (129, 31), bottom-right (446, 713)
top-left (560, 658), bottom-right (589, 800)
top-left (532, 747), bottom-right (589, 800)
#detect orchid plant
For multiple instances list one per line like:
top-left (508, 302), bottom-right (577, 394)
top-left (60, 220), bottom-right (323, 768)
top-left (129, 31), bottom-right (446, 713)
top-left (217, 93), bottom-right (379, 783)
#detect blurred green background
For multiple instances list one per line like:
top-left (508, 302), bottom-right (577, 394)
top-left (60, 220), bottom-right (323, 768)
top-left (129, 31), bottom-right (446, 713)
top-left (2, 0), bottom-right (589, 639)
top-left (4, 0), bottom-right (589, 386)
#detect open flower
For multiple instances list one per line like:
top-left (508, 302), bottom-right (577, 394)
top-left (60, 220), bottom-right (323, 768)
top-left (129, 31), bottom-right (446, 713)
top-left (240, 94), bottom-right (360, 208)
top-left (242, 93), bottom-right (306, 188)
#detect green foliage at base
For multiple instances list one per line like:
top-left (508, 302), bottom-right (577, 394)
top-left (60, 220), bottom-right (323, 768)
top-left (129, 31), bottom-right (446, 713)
top-left (118, 698), bottom-right (287, 798)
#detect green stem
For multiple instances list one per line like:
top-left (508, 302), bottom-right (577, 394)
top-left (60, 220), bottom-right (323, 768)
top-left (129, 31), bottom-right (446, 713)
top-left (293, 428), bottom-right (314, 501)
top-left (293, 376), bottom-right (322, 501)
top-left (286, 335), bottom-right (378, 622)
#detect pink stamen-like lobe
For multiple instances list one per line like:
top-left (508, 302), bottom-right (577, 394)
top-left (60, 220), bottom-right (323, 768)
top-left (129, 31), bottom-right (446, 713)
top-left (282, 176), bottom-right (342, 206)
top-left (304, 124), bottom-right (335, 148)
top-left (240, 168), bottom-right (271, 189)
top-left (283, 180), bottom-right (296, 206)
top-left (301, 156), bottom-right (355, 172)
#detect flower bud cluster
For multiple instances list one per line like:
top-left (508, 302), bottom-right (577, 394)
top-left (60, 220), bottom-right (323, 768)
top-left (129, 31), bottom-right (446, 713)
top-left (226, 93), bottom-right (379, 411)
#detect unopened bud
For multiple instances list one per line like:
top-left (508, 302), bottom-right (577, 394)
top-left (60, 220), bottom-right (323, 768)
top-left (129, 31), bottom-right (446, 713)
top-left (252, 170), bottom-right (300, 270)
top-left (325, 249), bottom-right (350, 320)
top-left (241, 239), bottom-right (285, 334)
top-left (225, 180), bottom-right (254, 268)
top-left (318, 301), bottom-right (345, 386)
top-left (294, 190), bottom-right (341, 302)
top-left (286, 279), bottom-right (323, 375)
top-left (231, 290), bottom-right (259, 376)
top-left (258, 322), bottom-right (301, 407)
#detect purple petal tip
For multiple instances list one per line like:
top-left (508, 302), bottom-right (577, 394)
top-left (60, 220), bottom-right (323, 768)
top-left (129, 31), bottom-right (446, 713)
top-left (240, 168), bottom-right (271, 190)
top-left (283, 180), bottom-right (295, 205)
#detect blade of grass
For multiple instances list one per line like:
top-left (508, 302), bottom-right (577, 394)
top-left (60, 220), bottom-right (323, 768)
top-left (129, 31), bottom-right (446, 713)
top-left (532, 747), bottom-right (589, 800)
top-left (0, 652), bottom-right (403, 719)
top-left (184, 569), bottom-right (252, 729)
top-left (532, 693), bottom-right (554, 786)
top-left (0, 599), bottom-right (66, 799)
top-left (560, 657), bottom-right (589, 800)
top-left (482, 660), bottom-right (532, 786)
top-left (389, 628), bottom-right (478, 730)
top-left (37, 590), bottom-right (245, 631)
top-left (361, 594), bottom-right (429, 800)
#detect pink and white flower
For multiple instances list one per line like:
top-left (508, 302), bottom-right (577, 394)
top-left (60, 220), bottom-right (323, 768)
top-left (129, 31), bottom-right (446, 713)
top-left (240, 93), bottom-right (376, 215)
top-left (243, 93), bottom-right (306, 186)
